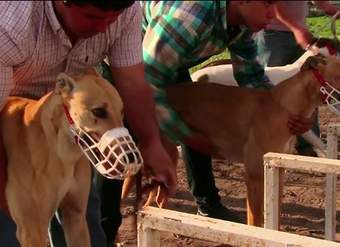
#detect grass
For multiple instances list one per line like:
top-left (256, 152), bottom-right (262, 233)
top-left (307, 15), bottom-right (340, 38)
top-left (190, 16), bottom-right (339, 73)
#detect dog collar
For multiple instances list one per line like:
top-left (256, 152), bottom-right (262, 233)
top-left (325, 44), bottom-right (337, 55)
top-left (63, 104), bottom-right (74, 124)
top-left (312, 69), bottom-right (328, 102)
top-left (311, 68), bottom-right (327, 85)
top-left (63, 104), bottom-right (79, 144)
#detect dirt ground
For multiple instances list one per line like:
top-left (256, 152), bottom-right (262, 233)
top-left (117, 106), bottom-right (340, 247)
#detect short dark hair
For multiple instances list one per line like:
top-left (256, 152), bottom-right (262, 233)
top-left (64, 0), bottom-right (135, 11)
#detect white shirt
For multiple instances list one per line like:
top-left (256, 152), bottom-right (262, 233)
top-left (0, 1), bottom-right (142, 108)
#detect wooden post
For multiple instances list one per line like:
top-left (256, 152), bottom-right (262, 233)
top-left (264, 162), bottom-right (280, 230)
top-left (264, 152), bottom-right (340, 241)
top-left (325, 124), bottom-right (339, 241)
top-left (137, 222), bottom-right (160, 247)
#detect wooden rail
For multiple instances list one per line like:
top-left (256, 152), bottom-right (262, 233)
top-left (137, 206), bottom-right (340, 247)
top-left (264, 137), bottom-right (340, 241)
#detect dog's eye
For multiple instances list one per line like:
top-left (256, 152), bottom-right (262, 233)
top-left (91, 107), bottom-right (107, 119)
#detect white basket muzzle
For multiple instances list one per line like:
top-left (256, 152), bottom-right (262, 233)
top-left (320, 83), bottom-right (340, 117)
top-left (312, 69), bottom-right (340, 117)
top-left (71, 126), bottom-right (143, 179)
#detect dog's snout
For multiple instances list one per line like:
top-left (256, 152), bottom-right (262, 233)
top-left (336, 92), bottom-right (340, 101)
top-left (124, 152), bottom-right (137, 164)
top-left (79, 132), bottom-right (92, 147)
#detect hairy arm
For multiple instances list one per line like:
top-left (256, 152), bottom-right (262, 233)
top-left (111, 63), bottom-right (159, 147)
top-left (107, 3), bottom-right (176, 194)
top-left (273, 2), bottom-right (313, 49)
top-left (111, 63), bottom-right (177, 194)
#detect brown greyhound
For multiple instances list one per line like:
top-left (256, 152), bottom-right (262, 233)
top-left (123, 54), bottom-right (340, 227)
top-left (2, 69), bottom-right (142, 247)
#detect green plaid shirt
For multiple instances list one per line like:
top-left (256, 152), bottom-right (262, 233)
top-left (142, 1), bottom-right (271, 143)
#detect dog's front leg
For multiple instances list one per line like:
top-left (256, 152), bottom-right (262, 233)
top-left (59, 160), bottom-right (91, 247)
top-left (15, 220), bottom-right (49, 247)
top-left (16, 225), bottom-right (49, 247)
top-left (7, 196), bottom-right (50, 247)
top-left (244, 149), bottom-right (265, 227)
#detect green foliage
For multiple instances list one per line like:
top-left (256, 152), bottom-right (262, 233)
top-left (307, 16), bottom-right (340, 38)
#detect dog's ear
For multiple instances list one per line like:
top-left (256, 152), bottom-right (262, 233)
top-left (300, 54), bottom-right (327, 72)
top-left (315, 37), bottom-right (340, 56)
top-left (55, 73), bottom-right (75, 96)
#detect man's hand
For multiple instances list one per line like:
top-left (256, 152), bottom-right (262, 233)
top-left (287, 114), bottom-right (313, 135)
top-left (111, 63), bottom-right (177, 197)
top-left (273, 2), bottom-right (314, 50)
top-left (292, 28), bottom-right (314, 50)
top-left (139, 138), bottom-right (177, 197)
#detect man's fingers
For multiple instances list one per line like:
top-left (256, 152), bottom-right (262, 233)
top-left (156, 184), bottom-right (168, 208)
top-left (155, 174), bottom-right (177, 196)
top-left (141, 180), bottom-right (162, 195)
top-left (287, 119), bottom-right (310, 130)
top-left (287, 116), bottom-right (312, 135)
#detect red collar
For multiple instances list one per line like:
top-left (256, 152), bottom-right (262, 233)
top-left (63, 104), bottom-right (74, 125)
top-left (311, 69), bottom-right (327, 101)
top-left (325, 43), bottom-right (337, 55)
top-left (311, 69), bottom-right (327, 86)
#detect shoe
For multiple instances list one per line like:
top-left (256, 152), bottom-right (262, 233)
top-left (197, 203), bottom-right (242, 223)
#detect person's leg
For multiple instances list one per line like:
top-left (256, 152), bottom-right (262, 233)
top-left (182, 139), bottom-right (241, 222)
top-left (49, 168), bottom-right (107, 247)
top-left (182, 145), bottom-right (219, 207)
top-left (0, 211), bottom-right (20, 247)
top-left (87, 171), bottom-right (107, 247)
top-left (176, 68), bottom-right (240, 222)
top-left (49, 212), bottom-right (66, 247)
top-left (100, 179), bottom-right (123, 246)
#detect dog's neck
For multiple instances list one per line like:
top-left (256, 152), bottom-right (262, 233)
top-left (26, 92), bottom-right (82, 159)
top-left (270, 70), bottom-right (322, 118)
